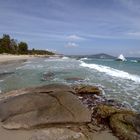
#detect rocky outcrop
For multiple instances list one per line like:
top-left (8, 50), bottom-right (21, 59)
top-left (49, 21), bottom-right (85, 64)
top-left (30, 128), bottom-right (88, 140)
top-left (0, 84), bottom-right (91, 130)
top-left (73, 85), bottom-right (101, 95)
top-left (96, 105), bottom-right (140, 140)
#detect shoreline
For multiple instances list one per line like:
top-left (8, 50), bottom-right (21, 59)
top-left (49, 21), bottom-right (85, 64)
top-left (0, 56), bottom-right (139, 140)
top-left (0, 54), bottom-right (62, 65)
top-left (0, 84), bottom-right (118, 140)
top-left (0, 54), bottom-right (35, 65)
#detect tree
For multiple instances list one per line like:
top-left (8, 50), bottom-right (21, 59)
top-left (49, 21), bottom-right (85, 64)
top-left (0, 34), bottom-right (55, 55)
top-left (18, 42), bottom-right (28, 54)
top-left (10, 39), bottom-right (18, 54)
top-left (0, 34), bottom-right (11, 53)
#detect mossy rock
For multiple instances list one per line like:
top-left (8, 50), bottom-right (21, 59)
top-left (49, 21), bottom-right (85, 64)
top-left (96, 105), bottom-right (140, 140)
top-left (73, 85), bottom-right (101, 95)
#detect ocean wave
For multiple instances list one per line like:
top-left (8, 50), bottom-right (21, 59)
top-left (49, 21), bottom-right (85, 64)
top-left (130, 60), bottom-right (138, 63)
top-left (44, 57), bottom-right (70, 62)
top-left (80, 57), bottom-right (88, 60)
top-left (80, 61), bottom-right (140, 83)
top-left (62, 56), bottom-right (69, 60)
top-left (0, 80), bottom-right (4, 82)
top-left (80, 57), bottom-right (91, 61)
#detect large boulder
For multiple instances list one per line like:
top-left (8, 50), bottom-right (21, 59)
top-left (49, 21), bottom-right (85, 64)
top-left (96, 105), bottom-right (140, 140)
top-left (29, 128), bottom-right (88, 140)
top-left (0, 84), bottom-right (91, 129)
top-left (73, 85), bottom-right (101, 95)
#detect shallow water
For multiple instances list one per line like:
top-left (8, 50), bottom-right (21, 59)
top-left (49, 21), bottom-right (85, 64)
top-left (0, 57), bottom-right (140, 112)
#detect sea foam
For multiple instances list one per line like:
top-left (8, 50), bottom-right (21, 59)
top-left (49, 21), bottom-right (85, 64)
top-left (80, 61), bottom-right (140, 83)
top-left (130, 60), bottom-right (138, 63)
top-left (80, 57), bottom-right (91, 61)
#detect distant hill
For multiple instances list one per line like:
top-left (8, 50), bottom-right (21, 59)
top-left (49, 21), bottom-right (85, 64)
top-left (88, 53), bottom-right (116, 59)
top-left (67, 53), bottom-right (116, 59)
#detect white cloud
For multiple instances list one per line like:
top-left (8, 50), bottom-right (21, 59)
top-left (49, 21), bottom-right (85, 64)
top-left (127, 32), bottom-right (140, 36)
top-left (65, 42), bottom-right (79, 48)
top-left (67, 34), bottom-right (84, 41)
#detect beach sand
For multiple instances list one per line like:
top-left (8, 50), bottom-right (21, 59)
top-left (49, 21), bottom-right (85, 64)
top-left (0, 54), bottom-right (34, 64)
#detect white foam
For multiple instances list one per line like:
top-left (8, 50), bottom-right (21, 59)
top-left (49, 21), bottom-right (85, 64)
top-left (80, 57), bottom-right (88, 60)
top-left (0, 80), bottom-right (4, 82)
top-left (62, 56), bottom-right (69, 60)
top-left (80, 57), bottom-right (91, 61)
top-left (45, 57), bottom-right (69, 62)
top-left (80, 61), bottom-right (140, 83)
top-left (131, 60), bottom-right (138, 63)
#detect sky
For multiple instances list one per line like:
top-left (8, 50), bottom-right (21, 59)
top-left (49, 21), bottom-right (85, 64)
top-left (0, 0), bottom-right (140, 56)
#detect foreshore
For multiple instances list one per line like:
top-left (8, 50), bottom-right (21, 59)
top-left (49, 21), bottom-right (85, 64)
top-left (0, 56), bottom-right (139, 140)
top-left (0, 54), bottom-right (62, 65)
top-left (0, 84), bottom-right (118, 140)
top-left (0, 54), bottom-right (35, 64)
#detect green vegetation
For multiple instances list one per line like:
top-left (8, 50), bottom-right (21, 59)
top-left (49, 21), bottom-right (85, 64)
top-left (0, 34), bottom-right (55, 55)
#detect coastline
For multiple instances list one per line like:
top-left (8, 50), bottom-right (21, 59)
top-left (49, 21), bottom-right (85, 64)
top-left (0, 83), bottom-right (119, 140)
top-left (0, 54), bottom-right (35, 65)
top-left (0, 56), bottom-right (139, 140)
top-left (0, 54), bottom-right (61, 65)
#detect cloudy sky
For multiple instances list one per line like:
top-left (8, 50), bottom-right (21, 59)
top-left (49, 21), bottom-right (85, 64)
top-left (0, 0), bottom-right (140, 56)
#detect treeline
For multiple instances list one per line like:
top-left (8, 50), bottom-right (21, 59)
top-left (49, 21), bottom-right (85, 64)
top-left (0, 34), bottom-right (54, 55)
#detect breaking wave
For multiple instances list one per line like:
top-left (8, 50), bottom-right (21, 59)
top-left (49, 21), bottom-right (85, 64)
top-left (80, 61), bottom-right (140, 83)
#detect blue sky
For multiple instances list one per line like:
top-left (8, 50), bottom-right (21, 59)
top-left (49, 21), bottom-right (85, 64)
top-left (0, 0), bottom-right (140, 56)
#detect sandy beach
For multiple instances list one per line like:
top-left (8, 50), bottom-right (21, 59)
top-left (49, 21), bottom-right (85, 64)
top-left (0, 54), bottom-right (34, 64)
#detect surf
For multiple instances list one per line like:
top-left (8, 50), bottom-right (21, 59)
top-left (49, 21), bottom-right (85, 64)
top-left (80, 61), bottom-right (140, 83)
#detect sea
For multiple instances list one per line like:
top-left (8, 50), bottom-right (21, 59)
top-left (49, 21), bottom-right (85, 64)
top-left (0, 56), bottom-right (140, 112)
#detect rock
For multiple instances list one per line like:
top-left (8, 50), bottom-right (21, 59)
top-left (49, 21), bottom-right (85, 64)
top-left (73, 85), bottom-right (101, 95)
top-left (41, 72), bottom-right (55, 81)
top-left (133, 114), bottom-right (140, 133)
top-left (0, 72), bottom-right (15, 79)
top-left (110, 113), bottom-right (140, 140)
top-left (29, 128), bottom-right (88, 140)
top-left (96, 105), bottom-right (140, 140)
top-left (96, 105), bottom-right (122, 118)
top-left (0, 84), bottom-right (91, 129)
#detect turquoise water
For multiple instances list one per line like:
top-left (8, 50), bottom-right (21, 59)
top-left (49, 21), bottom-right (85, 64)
top-left (0, 57), bottom-right (140, 112)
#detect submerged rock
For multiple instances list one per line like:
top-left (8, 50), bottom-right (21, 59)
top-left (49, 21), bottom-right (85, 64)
top-left (0, 71), bottom-right (15, 79)
top-left (41, 72), bottom-right (55, 81)
top-left (73, 85), bottom-right (101, 95)
top-left (0, 84), bottom-right (91, 129)
top-left (30, 128), bottom-right (88, 140)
